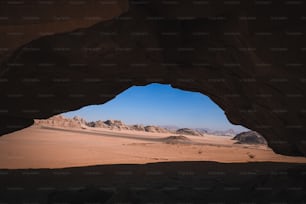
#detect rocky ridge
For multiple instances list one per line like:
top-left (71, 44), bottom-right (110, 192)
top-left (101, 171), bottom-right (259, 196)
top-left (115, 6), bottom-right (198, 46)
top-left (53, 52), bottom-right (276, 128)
top-left (34, 115), bottom-right (238, 136)
top-left (35, 115), bottom-right (171, 133)
top-left (34, 115), bottom-right (86, 129)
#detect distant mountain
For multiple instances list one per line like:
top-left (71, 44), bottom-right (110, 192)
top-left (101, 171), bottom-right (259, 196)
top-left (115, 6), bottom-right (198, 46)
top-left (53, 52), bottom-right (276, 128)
top-left (159, 125), bottom-right (180, 132)
top-left (176, 128), bottom-right (203, 136)
top-left (160, 126), bottom-right (238, 136)
top-left (211, 129), bottom-right (236, 137)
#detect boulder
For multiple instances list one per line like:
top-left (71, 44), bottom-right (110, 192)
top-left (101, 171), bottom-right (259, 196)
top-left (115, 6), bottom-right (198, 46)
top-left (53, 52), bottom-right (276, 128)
top-left (233, 131), bottom-right (267, 145)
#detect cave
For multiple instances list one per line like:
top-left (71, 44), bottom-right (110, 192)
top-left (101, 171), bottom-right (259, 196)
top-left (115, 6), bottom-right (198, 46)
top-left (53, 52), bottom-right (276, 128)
top-left (1, 1), bottom-right (306, 202)
top-left (1, 0), bottom-right (305, 157)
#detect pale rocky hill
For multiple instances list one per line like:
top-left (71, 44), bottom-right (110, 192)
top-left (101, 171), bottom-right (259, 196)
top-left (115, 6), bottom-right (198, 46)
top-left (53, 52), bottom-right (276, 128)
top-left (130, 124), bottom-right (145, 131)
top-left (104, 120), bottom-right (130, 130)
top-left (87, 119), bottom-right (130, 130)
top-left (34, 115), bottom-right (86, 129)
top-left (176, 128), bottom-right (203, 136)
top-left (88, 119), bottom-right (170, 133)
top-left (35, 115), bottom-right (236, 136)
top-left (86, 120), bottom-right (109, 128)
top-left (144, 126), bottom-right (169, 133)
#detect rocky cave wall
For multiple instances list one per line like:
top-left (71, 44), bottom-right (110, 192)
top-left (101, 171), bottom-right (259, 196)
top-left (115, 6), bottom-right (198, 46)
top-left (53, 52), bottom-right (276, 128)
top-left (0, 0), bottom-right (305, 156)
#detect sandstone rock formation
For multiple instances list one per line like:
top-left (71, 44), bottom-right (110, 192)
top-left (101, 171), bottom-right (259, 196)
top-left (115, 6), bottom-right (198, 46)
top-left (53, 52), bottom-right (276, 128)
top-left (144, 125), bottom-right (169, 133)
top-left (73, 116), bottom-right (87, 125)
top-left (0, 1), bottom-right (306, 156)
top-left (36, 116), bottom-right (170, 133)
top-left (86, 120), bottom-right (109, 128)
top-left (34, 115), bottom-right (86, 129)
top-left (233, 131), bottom-right (267, 145)
top-left (87, 119), bottom-right (131, 130)
top-left (130, 124), bottom-right (145, 131)
top-left (176, 128), bottom-right (203, 136)
top-left (104, 120), bottom-right (130, 130)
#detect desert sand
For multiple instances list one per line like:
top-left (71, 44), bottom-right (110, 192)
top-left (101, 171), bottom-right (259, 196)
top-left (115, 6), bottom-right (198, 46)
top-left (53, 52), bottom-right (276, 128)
top-left (1, 125), bottom-right (306, 203)
top-left (0, 125), bottom-right (305, 169)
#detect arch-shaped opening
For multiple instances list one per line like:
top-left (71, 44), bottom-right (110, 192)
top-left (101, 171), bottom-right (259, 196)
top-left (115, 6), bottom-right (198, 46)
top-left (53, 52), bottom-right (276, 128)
top-left (1, 83), bottom-right (305, 169)
top-left (64, 83), bottom-right (248, 134)
top-left (1, 1), bottom-right (306, 203)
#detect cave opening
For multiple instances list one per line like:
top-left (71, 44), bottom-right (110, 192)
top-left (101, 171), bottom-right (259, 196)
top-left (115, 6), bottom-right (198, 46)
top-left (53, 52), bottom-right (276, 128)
top-left (1, 1), bottom-right (306, 203)
top-left (1, 83), bottom-right (305, 170)
top-left (63, 83), bottom-right (248, 134)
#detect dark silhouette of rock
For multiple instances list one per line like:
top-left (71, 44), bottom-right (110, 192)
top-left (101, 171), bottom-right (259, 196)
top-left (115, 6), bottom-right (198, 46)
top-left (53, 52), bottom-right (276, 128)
top-left (48, 186), bottom-right (114, 204)
top-left (176, 128), bottom-right (203, 136)
top-left (0, 1), bottom-right (306, 156)
top-left (1, 162), bottom-right (306, 203)
top-left (233, 131), bottom-right (267, 145)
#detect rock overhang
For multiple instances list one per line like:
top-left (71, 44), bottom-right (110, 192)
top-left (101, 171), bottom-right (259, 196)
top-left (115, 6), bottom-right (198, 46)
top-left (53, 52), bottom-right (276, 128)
top-left (0, 0), bottom-right (305, 156)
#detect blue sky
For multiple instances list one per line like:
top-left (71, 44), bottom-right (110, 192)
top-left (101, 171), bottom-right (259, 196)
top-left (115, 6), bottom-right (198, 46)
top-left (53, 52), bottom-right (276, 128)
top-left (64, 83), bottom-right (247, 132)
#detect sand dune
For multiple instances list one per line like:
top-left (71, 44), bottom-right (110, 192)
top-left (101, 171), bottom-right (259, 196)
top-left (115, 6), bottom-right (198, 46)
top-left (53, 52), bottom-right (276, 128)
top-left (1, 125), bottom-right (306, 203)
top-left (0, 125), bottom-right (305, 169)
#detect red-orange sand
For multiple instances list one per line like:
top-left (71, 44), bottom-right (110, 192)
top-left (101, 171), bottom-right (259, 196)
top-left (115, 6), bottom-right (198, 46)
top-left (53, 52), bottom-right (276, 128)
top-left (0, 125), bottom-right (305, 169)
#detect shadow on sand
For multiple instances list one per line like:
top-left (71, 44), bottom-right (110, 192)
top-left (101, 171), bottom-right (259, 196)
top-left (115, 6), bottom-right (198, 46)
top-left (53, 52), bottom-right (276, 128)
top-left (1, 161), bottom-right (306, 203)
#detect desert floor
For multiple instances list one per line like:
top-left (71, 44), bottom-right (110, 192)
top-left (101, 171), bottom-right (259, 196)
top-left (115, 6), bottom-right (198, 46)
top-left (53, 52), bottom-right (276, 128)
top-left (1, 126), bottom-right (306, 203)
top-left (0, 125), bottom-right (305, 169)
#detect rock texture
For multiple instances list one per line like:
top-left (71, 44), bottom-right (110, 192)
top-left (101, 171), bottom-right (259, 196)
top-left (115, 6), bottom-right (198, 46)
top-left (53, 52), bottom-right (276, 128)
top-left (82, 118), bottom-right (171, 133)
top-left (46, 116), bottom-right (171, 133)
top-left (0, 1), bottom-right (128, 61)
top-left (86, 120), bottom-right (109, 128)
top-left (2, 162), bottom-right (306, 203)
top-left (104, 120), bottom-right (130, 130)
top-left (0, 1), bottom-right (306, 156)
top-left (233, 131), bottom-right (267, 145)
top-left (34, 115), bottom-right (86, 129)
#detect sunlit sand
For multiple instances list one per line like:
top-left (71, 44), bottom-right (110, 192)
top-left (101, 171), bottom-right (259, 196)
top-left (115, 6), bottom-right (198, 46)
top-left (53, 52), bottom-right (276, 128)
top-left (0, 125), bottom-right (305, 169)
